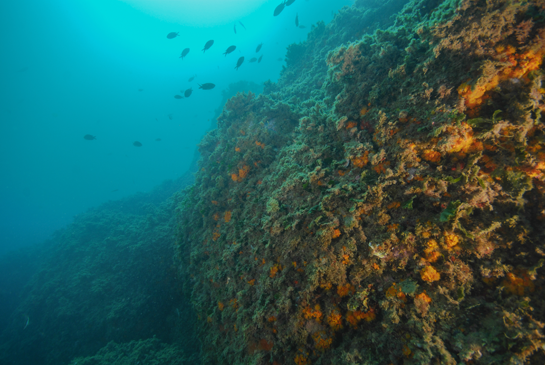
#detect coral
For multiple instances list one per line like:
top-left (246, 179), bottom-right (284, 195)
top-left (422, 149), bottom-right (442, 163)
top-left (502, 269), bottom-right (536, 296)
top-left (230, 165), bottom-right (250, 182)
top-left (312, 331), bottom-right (333, 351)
top-left (420, 266), bottom-right (441, 283)
top-left (327, 310), bottom-right (343, 331)
top-left (223, 211), bottom-right (232, 223)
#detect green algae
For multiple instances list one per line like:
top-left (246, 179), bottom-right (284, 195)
top-left (175, 0), bottom-right (545, 364)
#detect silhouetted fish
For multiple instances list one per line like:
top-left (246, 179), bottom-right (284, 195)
top-left (235, 56), bottom-right (244, 70)
top-left (168, 114), bottom-right (173, 120)
top-left (224, 45), bottom-right (236, 56)
top-left (133, 141), bottom-right (142, 147)
top-left (286, 0), bottom-right (296, 5)
top-left (295, 13), bottom-right (299, 27)
top-left (274, 2), bottom-right (286, 16)
top-left (256, 43), bottom-right (263, 52)
top-left (299, 25), bottom-right (306, 29)
top-left (258, 55), bottom-right (263, 63)
top-left (188, 75), bottom-right (196, 82)
top-left (83, 134), bottom-right (96, 140)
top-left (234, 23), bottom-right (237, 34)
top-left (277, 57), bottom-right (283, 61)
top-left (184, 88), bottom-right (193, 97)
top-left (180, 48), bottom-right (190, 59)
top-left (199, 83), bottom-right (215, 90)
top-left (249, 57), bottom-right (257, 63)
top-left (174, 95), bottom-right (183, 99)
top-left (155, 138), bottom-right (161, 141)
top-left (166, 32), bottom-right (179, 39)
top-left (202, 40), bottom-right (214, 53)
top-left (239, 21), bottom-right (246, 30)
top-left (138, 88), bottom-right (143, 92)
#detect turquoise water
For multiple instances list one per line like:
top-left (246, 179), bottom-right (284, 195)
top-left (0, 0), bottom-right (352, 255)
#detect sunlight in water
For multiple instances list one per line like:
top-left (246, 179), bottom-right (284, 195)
top-left (120, 0), bottom-right (269, 25)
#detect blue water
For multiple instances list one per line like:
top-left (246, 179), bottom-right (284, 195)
top-left (0, 0), bottom-right (352, 255)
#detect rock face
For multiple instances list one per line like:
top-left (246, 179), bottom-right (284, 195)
top-left (176, 1), bottom-right (545, 364)
top-left (0, 177), bottom-right (200, 365)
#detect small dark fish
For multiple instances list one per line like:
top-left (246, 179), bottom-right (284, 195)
top-left (299, 25), bottom-right (306, 29)
top-left (286, 0), bottom-right (296, 5)
top-left (277, 57), bottom-right (283, 61)
top-left (249, 57), bottom-right (257, 63)
top-left (274, 2), bottom-right (286, 16)
top-left (155, 138), bottom-right (161, 141)
top-left (166, 32), bottom-right (179, 39)
top-left (199, 83), bottom-right (215, 90)
top-left (235, 56), bottom-right (244, 70)
top-left (133, 141), bottom-right (142, 147)
top-left (83, 134), bottom-right (96, 140)
top-left (138, 88), bottom-right (143, 92)
top-left (184, 88), bottom-right (193, 98)
top-left (202, 40), bottom-right (214, 53)
top-left (234, 23), bottom-right (237, 34)
top-left (174, 95), bottom-right (183, 99)
top-left (168, 114), bottom-right (173, 120)
top-left (256, 43), bottom-right (263, 53)
top-left (188, 75), bottom-right (196, 82)
top-left (224, 45), bottom-right (236, 56)
top-left (258, 55), bottom-right (263, 63)
top-left (295, 13), bottom-right (299, 27)
top-left (111, 189), bottom-right (119, 192)
top-left (238, 21), bottom-right (246, 30)
top-left (180, 48), bottom-right (190, 59)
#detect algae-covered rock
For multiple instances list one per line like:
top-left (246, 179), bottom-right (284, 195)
top-left (0, 177), bottom-right (200, 365)
top-left (70, 338), bottom-right (194, 365)
top-left (176, 0), bottom-right (545, 364)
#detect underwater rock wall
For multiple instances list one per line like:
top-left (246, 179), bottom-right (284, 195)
top-left (176, 0), bottom-right (545, 364)
top-left (0, 177), bottom-right (199, 365)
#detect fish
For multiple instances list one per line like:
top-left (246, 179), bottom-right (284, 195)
top-left (277, 57), bottom-right (283, 61)
top-left (138, 88), bottom-right (143, 92)
top-left (239, 21), bottom-right (246, 30)
top-left (188, 75), bottom-right (196, 82)
top-left (168, 114), bottom-right (173, 120)
top-left (235, 56), bottom-right (244, 70)
top-left (234, 23), bottom-right (237, 34)
top-left (258, 55), bottom-right (263, 63)
top-left (184, 88), bottom-right (193, 97)
top-left (166, 32), bottom-right (179, 39)
top-left (224, 45), bottom-right (236, 56)
top-left (155, 138), bottom-right (162, 141)
top-left (180, 48), bottom-right (190, 59)
top-left (174, 95), bottom-right (183, 99)
top-left (295, 13), bottom-right (299, 27)
top-left (202, 40), bottom-right (214, 53)
top-left (83, 134), bottom-right (96, 140)
top-left (249, 57), bottom-right (257, 63)
top-left (256, 43), bottom-right (263, 53)
top-left (274, 2), bottom-right (286, 16)
top-left (286, 0), bottom-right (296, 5)
top-left (299, 25), bottom-right (306, 29)
top-left (133, 141), bottom-right (142, 147)
top-left (199, 83), bottom-right (215, 90)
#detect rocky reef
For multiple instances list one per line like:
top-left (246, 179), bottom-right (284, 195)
top-left (0, 177), bottom-right (199, 365)
top-left (176, 0), bottom-right (545, 364)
